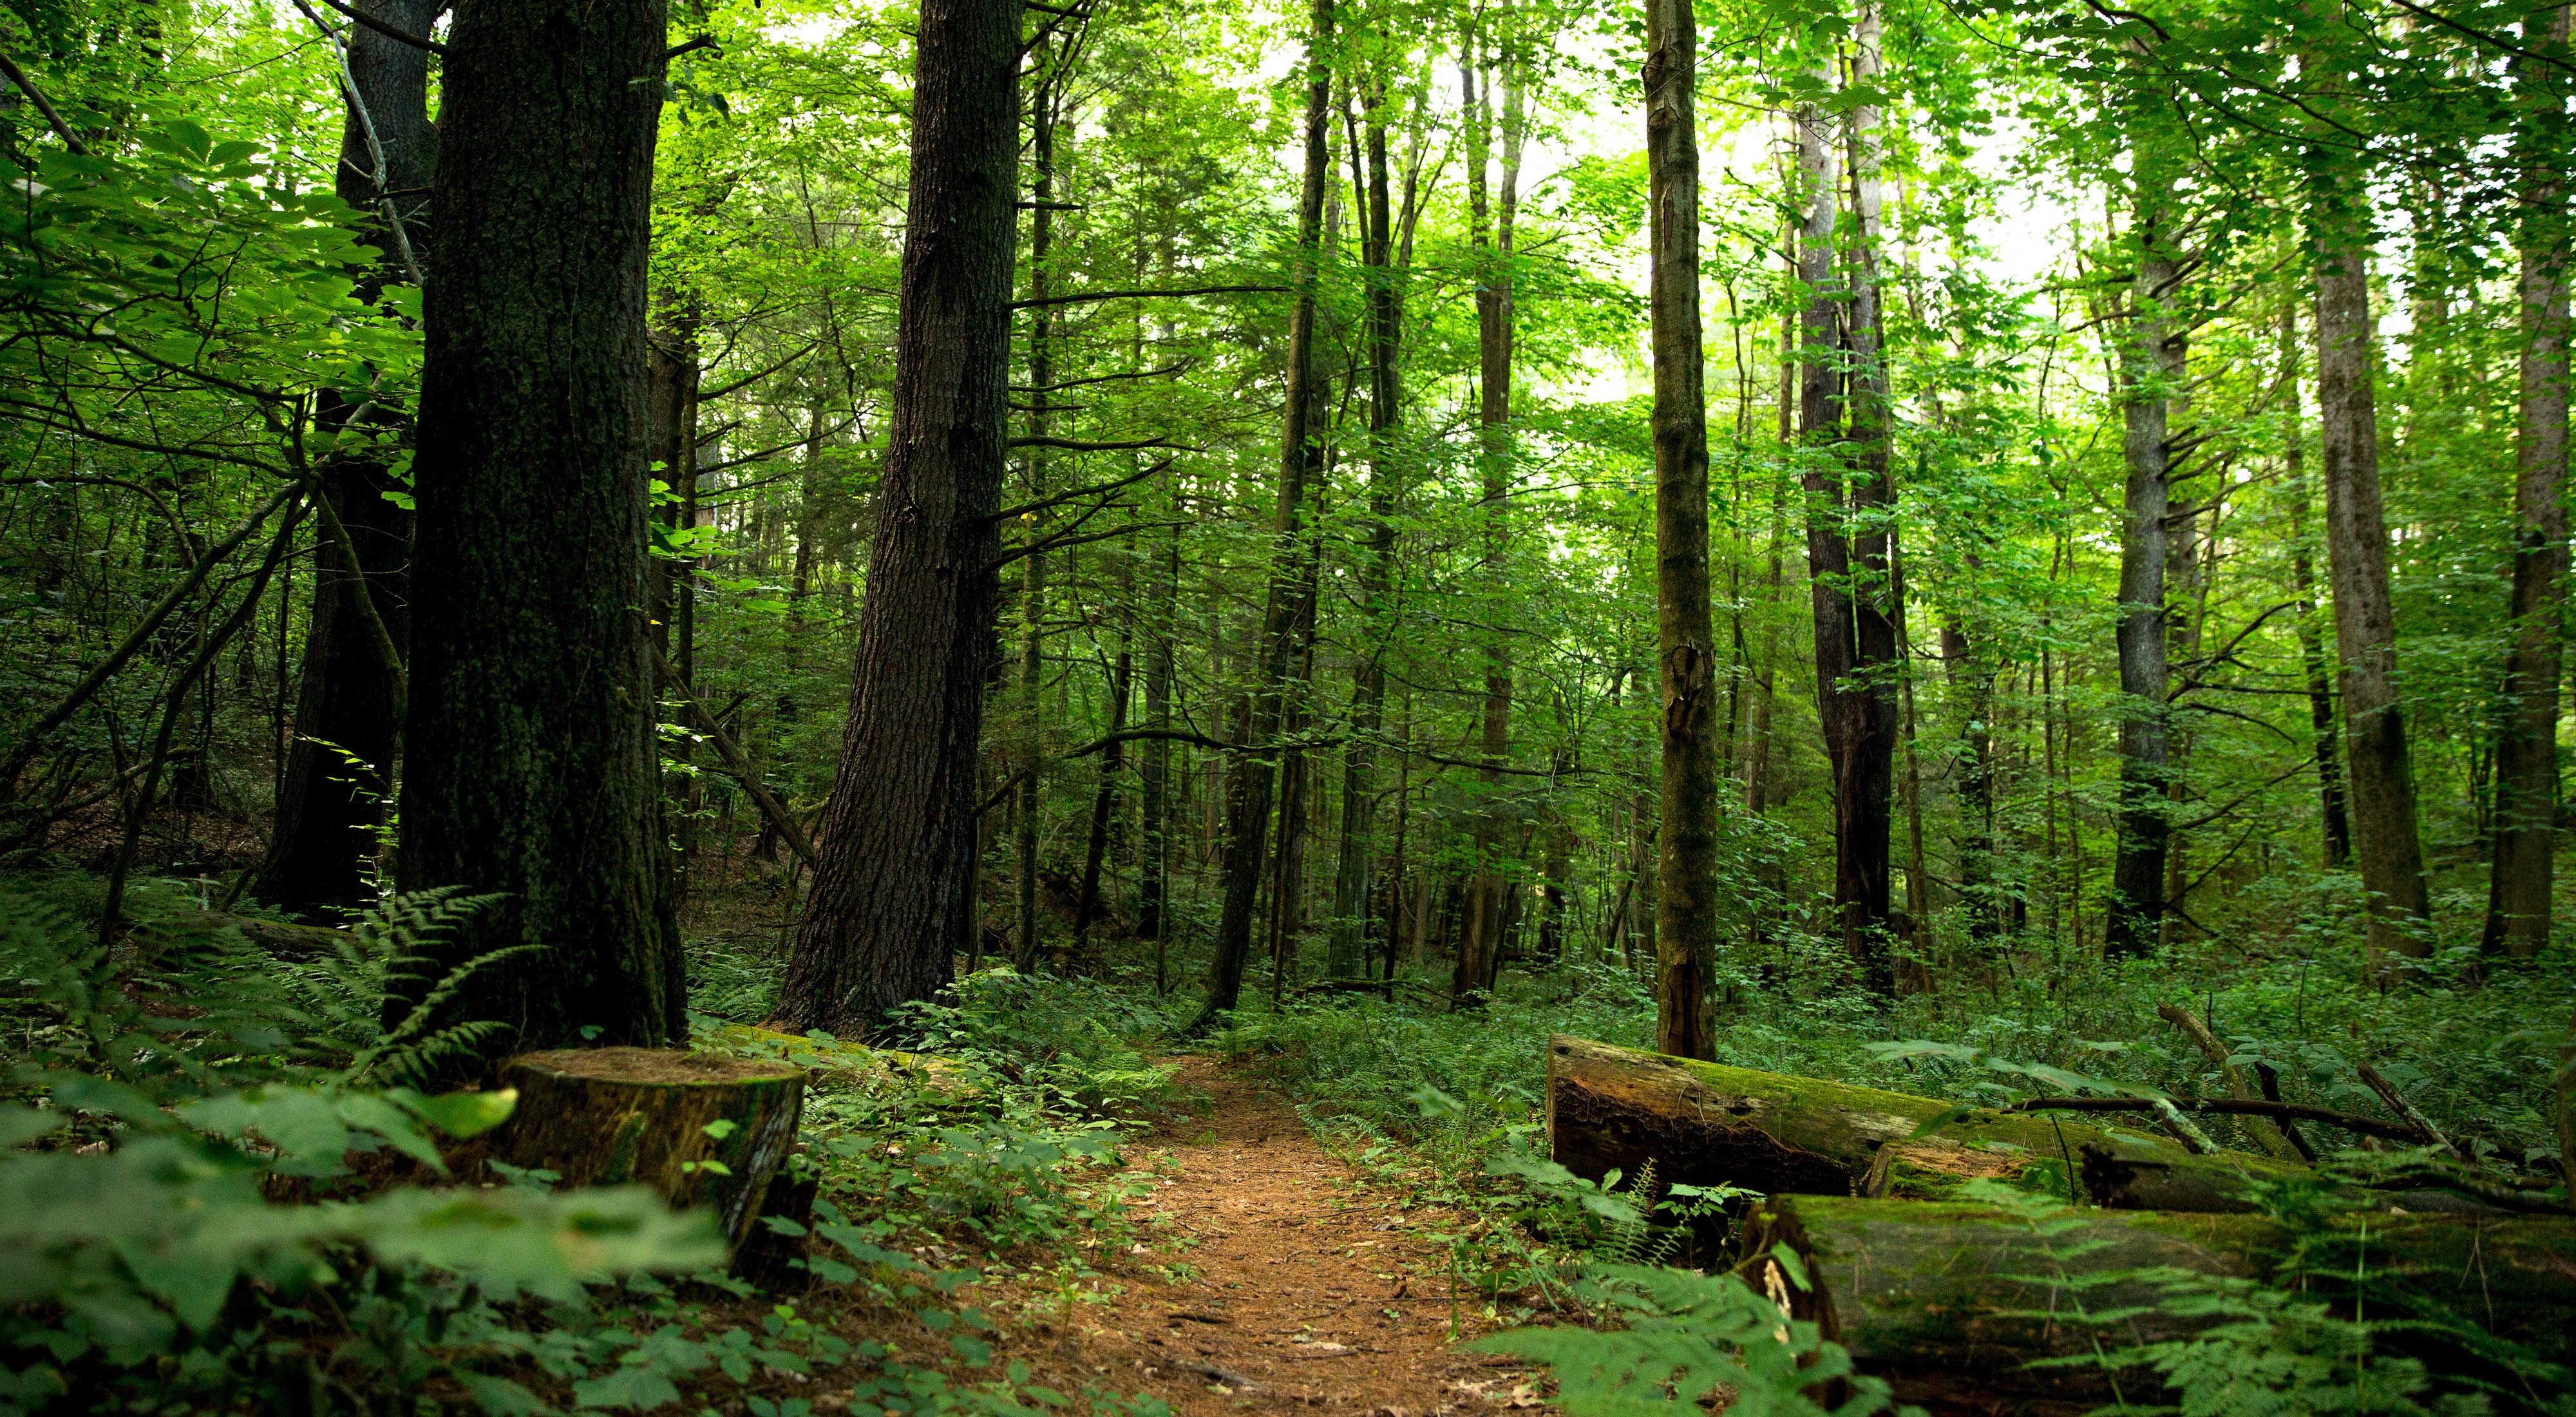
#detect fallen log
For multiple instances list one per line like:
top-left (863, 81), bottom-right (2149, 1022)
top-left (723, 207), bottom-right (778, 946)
top-left (496, 1048), bottom-right (804, 1261)
top-left (1730, 1195), bottom-right (2576, 1411)
top-left (1543, 1035), bottom-right (2467, 1214)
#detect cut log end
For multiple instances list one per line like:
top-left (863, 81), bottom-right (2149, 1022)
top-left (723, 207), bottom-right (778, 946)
top-left (498, 1047), bottom-right (805, 1260)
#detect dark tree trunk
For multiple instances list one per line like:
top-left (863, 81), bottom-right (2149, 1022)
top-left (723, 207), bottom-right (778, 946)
top-left (2107, 181), bottom-right (2181, 960)
top-left (1190, 0), bottom-right (1333, 1031)
top-left (1012, 71), bottom-right (1062, 975)
top-left (1136, 511), bottom-right (1176, 944)
top-left (258, 0), bottom-right (436, 920)
top-left (397, 0), bottom-right (684, 1054)
top-left (775, 0), bottom-right (1021, 1037)
top-left (1942, 618), bottom-right (1996, 946)
top-left (1836, 15), bottom-right (1899, 996)
top-left (1645, 0), bottom-right (1718, 1059)
top-left (2486, 2), bottom-right (2570, 960)
top-left (1071, 553), bottom-right (1135, 967)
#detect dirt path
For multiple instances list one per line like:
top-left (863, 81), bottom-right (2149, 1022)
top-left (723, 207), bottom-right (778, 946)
top-left (988, 1057), bottom-right (1537, 1416)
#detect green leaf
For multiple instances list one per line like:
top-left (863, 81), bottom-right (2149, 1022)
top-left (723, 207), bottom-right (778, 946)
top-left (397, 1087), bottom-right (521, 1141)
top-left (0, 1104), bottom-right (67, 1147)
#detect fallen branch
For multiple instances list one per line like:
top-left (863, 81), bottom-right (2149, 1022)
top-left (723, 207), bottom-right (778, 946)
top-left (652, 647), bottom-right (817, 866)
top-left (2007, 1094), bottom-right (2425, 1144)
top-left (2155, 1002), bottom-right (2304, 1162)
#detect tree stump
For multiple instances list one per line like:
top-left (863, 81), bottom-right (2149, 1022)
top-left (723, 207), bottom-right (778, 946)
top-left (497, 1048), bottom-right (804, 1259)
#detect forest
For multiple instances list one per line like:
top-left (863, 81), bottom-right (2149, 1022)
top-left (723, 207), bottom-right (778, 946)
top-left (0, 0), bottom-right (2572, 1412)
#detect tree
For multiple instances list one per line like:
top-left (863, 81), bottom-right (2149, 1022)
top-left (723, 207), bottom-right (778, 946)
top-left (1645, 0), bottom-right (1717, 1058)
top-left (1192, 0), bottom-right (1334, 1031)
top-left (775, 0), bottom-right (1023, 1037)
top-left (257, 0), bottom-right (434, 920)
top-left (397, 0), bottom-right (684, 1051)
top-left (2106, 150), bottom-right (2184, 959)
top-left (2483, 1), bottom-right (2570, 960)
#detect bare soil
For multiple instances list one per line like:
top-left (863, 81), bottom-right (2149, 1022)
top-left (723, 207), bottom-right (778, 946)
top-left (952, 1056), bottom-right (1542, 1417)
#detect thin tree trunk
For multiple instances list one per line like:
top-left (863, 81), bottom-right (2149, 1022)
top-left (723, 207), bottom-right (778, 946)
top-left (2106, 167), bottom-right (2181, 959)
top-left (1457, 25), bottom-right (1519, 1005)
top-left (399, 0), bottom-right (685, 1054)
top-left (1645, 0), bottom-right (1717, 1058)
top-left (2486, 1), bottom-right (2571, 960)
top-left (1327, 73), bottom-right (1399, 984)
top-left (776, 0), bottom-right (1021, 1037)
top-left (2280, 309), bottom-right (2353, 871)
top-left (2313, 186), bottom-right (2435, 966)
top-left (1072, 550), bottom-right (1135, 968)
top-left (1138, 508), bottom-right (1177, 944)
top-left (258, 0), bottom-right (435, 920)
top-left (1191, 0), bottom-right (1334, 1031)
top-left (1012, 73), bottom-right (1063, 975)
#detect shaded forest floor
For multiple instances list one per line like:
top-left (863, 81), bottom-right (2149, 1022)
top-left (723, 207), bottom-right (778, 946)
top-left (899, 1057), bottom-right (1535, 1417)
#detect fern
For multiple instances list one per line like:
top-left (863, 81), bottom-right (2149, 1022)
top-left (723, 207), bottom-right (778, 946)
top-left (265, 886), bottom-right (533, 1086)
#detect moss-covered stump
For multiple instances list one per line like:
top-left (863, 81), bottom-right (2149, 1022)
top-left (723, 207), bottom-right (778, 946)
top-left (1545, 1034), bottom-right (2309, 1211)
top-left (1732, 1195), bottom-right (2576, 1412)
top-left (497, 1048), bottom-right (804, 1259)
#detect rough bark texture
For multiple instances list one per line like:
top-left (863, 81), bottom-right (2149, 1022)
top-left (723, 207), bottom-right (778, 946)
top-left (1734, 1195), bottom-right (2576, 1411)
top-left (1191, 0), bottom-right (1332, 1030)
top-left (258, 0), bottom-right (436, 920)
top-left (498, 1048), bottom-right (803, 1259)
top-left (398, 0), bottom-right (685, 1054)
top-left (1837, 12), bottom-right (1900, 996)
top-left (1544, 1035), bottom-right (2313, 1213)
top-left (2485, 1), bottom-right (2570, 961)
top-left (776, 0), bottom-right (1021, 1036)
top-left (2106, 190), bottom-right (2181, 959)
top-left (2313, 225), bottom-right (2433, 962)
top-left (1644, 0), bottom-right (1718, 1060)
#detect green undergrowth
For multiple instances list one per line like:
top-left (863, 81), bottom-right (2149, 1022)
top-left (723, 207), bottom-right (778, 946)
top-left (0, 876), bottom-right (1179, 1417)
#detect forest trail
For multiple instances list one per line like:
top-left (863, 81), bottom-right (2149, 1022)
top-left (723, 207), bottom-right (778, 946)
top-left (994, 1057), bottom-right (1535, 1417)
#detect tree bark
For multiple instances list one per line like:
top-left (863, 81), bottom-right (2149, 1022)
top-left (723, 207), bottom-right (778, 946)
top-left (1734, 1195), bottom-right (2576, 1404)
top-left (1071, 556), bottom-right (1135, 967)
top-left (1837, 12), bottom-right (1899, 994)
top-left (1327, 75), bottom-right (1400, 985)
top-left (1011, 70), bottom-right (1062, 975)
top-left (775, 0), bottom-right (1021, 1037)
top-left (2107, 176), bottom-right (2181, 959)
top-left (498, 1047), bottom-right (803, 1260)
top-left (2280, 309), bottom-right (2353, 870)
top-left (2313, 223), bottom-right (2434, 965)
top-left (1190, 0), bottom-right (1332, 1031)
top-left (397, 0), bottom-right (685, 1056)
top-left (1645, 0), bottom-right (1718, 1060)
top-left (2485, 1), bottom-right (2570, 961)
top-left (258, 0), bottom-right (436, 921)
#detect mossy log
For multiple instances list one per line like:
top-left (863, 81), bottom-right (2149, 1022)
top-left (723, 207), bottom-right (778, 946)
top-left (497, 1048), bottom-right (804, 1259)
top-left (1546, 1034), bottom-right (2313, 1212)
top-left (1732, 1195), bottom-right (2576, 1413)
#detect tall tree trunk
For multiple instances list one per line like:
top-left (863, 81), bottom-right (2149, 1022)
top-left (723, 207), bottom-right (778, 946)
top-left (1012, 73), bottom-right (1061, 974)
top-left (1837, 10), bottom-right (1899, 996)
top-left (2105, 167), bottom-right (2181, 960)
top-left (1137, 509), bottom-right (1177, 944)
top-left (2486, 1), bottom-right (2571, 960)
top-left (1190, 0), bottom-right (1333, 1031)
top-left (2311, 174), bottom-right (2434, 967)
top-left (1072, 555), bottom-right (1134, 970)
top-left (1457, 28), bottom-right (1520, 1005)
top-left (397, 0), bottom-right (684, 1054)
top-left (257, 0), bottom-right (435, 920)
top-left (1327, 74), bottom-right (1399, 984)
top-left (775, 0), bottom-right (1021, 1036)
top-left (2280, 310), bottom-right (2353, 870)
top-left (1645, 0), bottom-right (1718, 1059)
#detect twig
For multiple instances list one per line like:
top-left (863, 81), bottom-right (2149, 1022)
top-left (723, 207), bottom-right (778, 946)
top-left (652, 647), bottom-right (817, 866)
top-left (1010, 283), bottom-right (1288, 311)
top-left (2008, 1094), bottom-right (2427, 1145)
top-left (2356, 1062), bottom-right (2473, 1165)
top-left (2156, 1002), bottom-right (2304, 1163)
top-left (0, 47), bottom-right (91, 155)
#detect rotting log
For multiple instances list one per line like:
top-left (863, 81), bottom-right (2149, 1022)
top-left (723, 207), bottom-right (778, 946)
top-left (1730, 1195), bottom-right (2576, 1414)
top-left (497, 1048), bottom-right (804, 1260)
top-left (1542, 1034), bottom-right (2438, 1214)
